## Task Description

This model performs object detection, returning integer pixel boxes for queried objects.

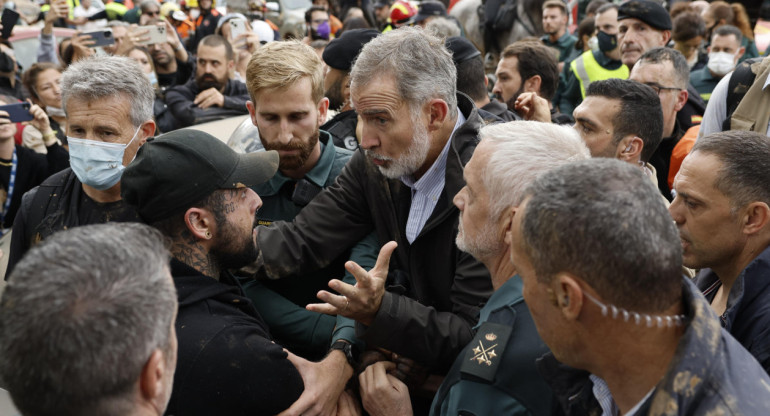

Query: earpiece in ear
[624,143,633,153]
[562,295,570,307]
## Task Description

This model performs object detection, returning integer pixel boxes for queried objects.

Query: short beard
[504,85,526,112]
[456,215,502,261]
[262,127,320,172]
[196,73,226,91]
[365,111,430,179]
[325,77,346,112]
[210,215,259,270]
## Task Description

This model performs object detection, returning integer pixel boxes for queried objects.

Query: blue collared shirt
[401,111,465,244]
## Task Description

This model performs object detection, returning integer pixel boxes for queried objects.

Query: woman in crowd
[21,63,67,153]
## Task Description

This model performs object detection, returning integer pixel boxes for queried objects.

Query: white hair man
[358,121,591,415]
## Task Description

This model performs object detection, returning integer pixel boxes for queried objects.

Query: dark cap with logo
[322,28,380,71]
[410,1,446,24]
[121,129,279,223]
[618,0,672,31]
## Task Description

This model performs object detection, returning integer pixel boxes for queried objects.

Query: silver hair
[350,26,457,118]
[61,55,154,127]
[426,17,462,39]
[520,159,683,313]
[481,121,590,220]
[0,223,176,416]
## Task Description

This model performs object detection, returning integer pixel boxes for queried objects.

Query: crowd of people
[2,0,770,415]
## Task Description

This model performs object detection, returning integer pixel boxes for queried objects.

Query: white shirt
[401,111,465,244]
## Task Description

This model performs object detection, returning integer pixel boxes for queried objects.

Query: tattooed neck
[171,228,220,280]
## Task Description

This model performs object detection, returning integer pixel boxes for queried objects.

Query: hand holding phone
[0,102,33,123]
[135,24,166,45]
[83,29,115,47]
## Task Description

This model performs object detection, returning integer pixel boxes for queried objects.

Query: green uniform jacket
[430,276,553,415]
[689,66,722,103]
[242,131,377,360]
[541,32,578,63]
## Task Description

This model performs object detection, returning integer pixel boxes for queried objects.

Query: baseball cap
[121,129,279,223]
[410,1,446,24]
[618,0,672,31]
[445,36,481,65]
[322,28,380,71]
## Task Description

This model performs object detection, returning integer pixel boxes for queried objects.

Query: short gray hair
[637,46,690,89]
[0,223,176,416]
[692,130,770,213]
[426,17,462,38]
[350,26,457,118]
[481,121,590,220]
[62,55,154,127]
[520,158,682,313]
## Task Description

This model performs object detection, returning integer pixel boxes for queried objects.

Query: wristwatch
[330,340,356,367]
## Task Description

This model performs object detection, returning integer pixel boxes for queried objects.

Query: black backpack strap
[723,57,764,131]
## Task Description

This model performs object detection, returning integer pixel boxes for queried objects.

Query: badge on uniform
[460,321,513,382]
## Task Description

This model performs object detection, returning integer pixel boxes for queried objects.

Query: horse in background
[450,0,546,69]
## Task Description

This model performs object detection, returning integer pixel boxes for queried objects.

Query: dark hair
[586,0,609,16]
[575,16,595,50]
[672,12,706,42]
[594,2,617,16]
[455,55,487,101]
[151,189,229,239]
[305,5,328,23]
[692,131,770,211]
[501,40,558,101]
[713,24,743,44]
[707,1,753,41]
[585,78,663,163]
[340,16,370,35]
[22,62,62,103]
[0,223,175,416]
[199,34,234,61]
[520,158,682,313]
[637,46,690,88]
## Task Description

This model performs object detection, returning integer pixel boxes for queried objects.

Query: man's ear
[523,75,542,95]
[742,201,770,236]
[184,207,214,241]
[317,96,330,127]
[555,273,584,321]
[736,46,746,62]
[139,349,167,404]
[246,100,258,127]
[426,98,449,131]
[342,73,352,102]
[674,88,688,112]
[617,135,644,163]
[661,29,672,45]
[140,119,156,140]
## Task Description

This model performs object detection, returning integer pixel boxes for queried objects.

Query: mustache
[364,149,394,162]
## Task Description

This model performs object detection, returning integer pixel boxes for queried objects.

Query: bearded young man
[165,34,249,128]
[240,40,378,411]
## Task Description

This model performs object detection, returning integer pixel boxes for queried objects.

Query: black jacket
[166,259,304,415]
[258,93,493,372]
[165,78,250,128]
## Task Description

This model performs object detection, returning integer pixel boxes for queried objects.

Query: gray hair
[481,121,590,220]
[61,55,154,127]
[350,26,457,118]
[0,223,176,416]
[520,158,682,313]
[426,17,462,39]
[692,130,770,213]
[637,46,690,89]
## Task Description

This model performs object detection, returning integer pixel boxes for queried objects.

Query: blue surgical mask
[68,127,141,190]
[145,71,158,87]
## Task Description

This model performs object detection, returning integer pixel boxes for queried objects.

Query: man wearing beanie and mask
[560,3,628,115]
[321,28,380,151]
[690,25,745,104]
[121,129,305,415]
[617,0,705,132]
[5,55,156,279]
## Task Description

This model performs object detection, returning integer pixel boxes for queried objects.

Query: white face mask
[707,51,737,76]
[189,8,200,20]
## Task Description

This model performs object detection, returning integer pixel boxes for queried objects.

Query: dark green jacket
[243,131,377,360]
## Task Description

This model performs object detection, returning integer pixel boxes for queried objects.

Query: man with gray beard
[253,26,493,413]
[358,121,590,416]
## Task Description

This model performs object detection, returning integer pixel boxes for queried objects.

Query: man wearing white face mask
[690,25,744,104]
[4,55,156,279]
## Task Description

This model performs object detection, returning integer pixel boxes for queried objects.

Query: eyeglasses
[144,10,160,16]
[644,83,681,95]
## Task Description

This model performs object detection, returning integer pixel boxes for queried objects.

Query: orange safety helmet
[389,0,417,25]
